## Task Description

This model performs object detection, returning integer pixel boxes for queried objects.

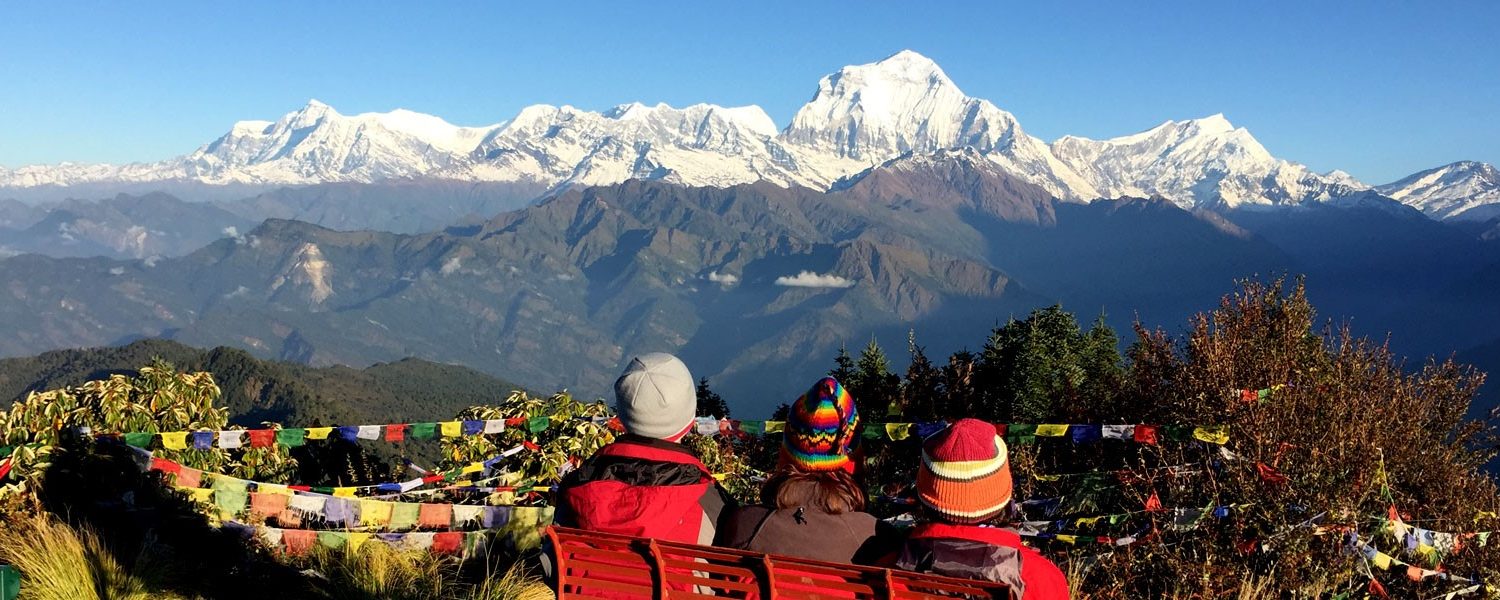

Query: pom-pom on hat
[614,353,697,440]
[917,418,1013,524]
[782,377,860,472]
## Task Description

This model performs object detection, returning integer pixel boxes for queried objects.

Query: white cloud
[142,256,161,268]
[223,285,249,299]
[222,226,239,238]
[773,270,855,289]
[108,267,125,276]
[706,271,740,286]
[439,256,463,275]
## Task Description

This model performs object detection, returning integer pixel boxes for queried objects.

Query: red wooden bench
[546,526,1012,599]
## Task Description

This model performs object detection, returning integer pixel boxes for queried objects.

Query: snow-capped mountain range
[2,50,1492,219]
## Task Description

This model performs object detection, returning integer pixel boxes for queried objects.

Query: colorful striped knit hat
[782,377,860,472]
[917,418,1013,524]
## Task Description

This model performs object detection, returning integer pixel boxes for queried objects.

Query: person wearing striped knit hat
[717,377,896,564]
[896,418,1068,600]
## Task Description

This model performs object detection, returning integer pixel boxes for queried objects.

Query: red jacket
[556,434,734,545]
[897,523,1070,600]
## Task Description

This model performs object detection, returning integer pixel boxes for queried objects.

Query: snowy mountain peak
[1,52,1491,220]
[1376,161,1500,221]
[782,50,1029,162]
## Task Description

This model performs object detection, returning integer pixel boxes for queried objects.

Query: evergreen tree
[695,377,730,419]
[944,350,978,417]
[828,344,857,385]
[902,331,945,421]
[1076,314,1124,419]
[972,305,1119,422]
[852,336,901,421]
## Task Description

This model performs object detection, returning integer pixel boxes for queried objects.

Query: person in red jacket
[896,418,1070,600]
[555,353,735,545]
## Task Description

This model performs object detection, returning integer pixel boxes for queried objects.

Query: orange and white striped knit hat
[917,418,1013,524]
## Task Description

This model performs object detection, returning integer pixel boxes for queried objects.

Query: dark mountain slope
[0,339,524,426]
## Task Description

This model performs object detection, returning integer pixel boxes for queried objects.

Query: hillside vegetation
[0,278,1496,598]
[0,339,526,427]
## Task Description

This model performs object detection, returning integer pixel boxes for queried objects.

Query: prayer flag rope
[114,417,1228,449]
[222,519,534,558]
[151,463,551,531]
[1382,507,1495,562]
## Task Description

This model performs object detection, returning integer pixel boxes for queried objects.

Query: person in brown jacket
[715,377,896,564]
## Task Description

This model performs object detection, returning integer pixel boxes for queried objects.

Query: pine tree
[902,331,944,421]
[695,377,730,419]
[1077,314,1123,419]
[852,336,900,421]
[944,350,978,417]
[828,344,857,384]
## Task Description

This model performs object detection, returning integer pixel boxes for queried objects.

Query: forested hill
[0,339,527,426]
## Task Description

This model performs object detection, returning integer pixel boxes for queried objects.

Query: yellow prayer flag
[461,463,484,475]
[1373,551,1393,570]
[1192,426,1230,445]
[360,500,393,526]
[1033,474,1062,482]
[885,423,912,441]
[765,421,785,434]
[1035,424,1069,437]
[1074,517,1101,527]
[258,483,291,496]
[1054,535,1077,545]
[187,487,214,503]
[306,427,333,440]
[712,473,729,481]
[439,421,462,438]
[161,432,189,450]
[333,487,357,498]
[347,532,372,551]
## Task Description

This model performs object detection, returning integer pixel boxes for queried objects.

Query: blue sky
[1,1,1496,183]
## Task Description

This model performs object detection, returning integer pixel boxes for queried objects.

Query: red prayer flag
[422,474,445,484]
[504,417,526,427]
[432,531,463,554]
[288,485,311,492]
[1145,491,1163,512]
[250,492,288,518]
[282,529,316,556]
[994,423,1008,437]
[1240,389,1257,403]
[1257,462,1289,484]
[522,440,541,451]
[419,503,452,529]
[385,424,407,443]
[0,458,11,481]
[1133,425,1158,445]
[247,429,276,448]
[1405,565,1423,582]
[606,416,625,433]
[150,457,181,475]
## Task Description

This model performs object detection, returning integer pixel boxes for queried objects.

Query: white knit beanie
[614,353,697,440]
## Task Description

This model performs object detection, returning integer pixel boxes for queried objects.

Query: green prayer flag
[215,489,248,515]
[317,531,348,549]
[1164,425,1194,441]
[0,564,19,600]
[738,421,765,436]
[0,446,12,459]
[1257,388,1272,401]
[862,423,883,439]
[211,476,248,494]
[410,423,437,440]
[276,429,306,447]
[527,416,550,433]
[312,486,334,495]
[1006,423,1037,445]
[390,503,420,530]
[123,432,154,448]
